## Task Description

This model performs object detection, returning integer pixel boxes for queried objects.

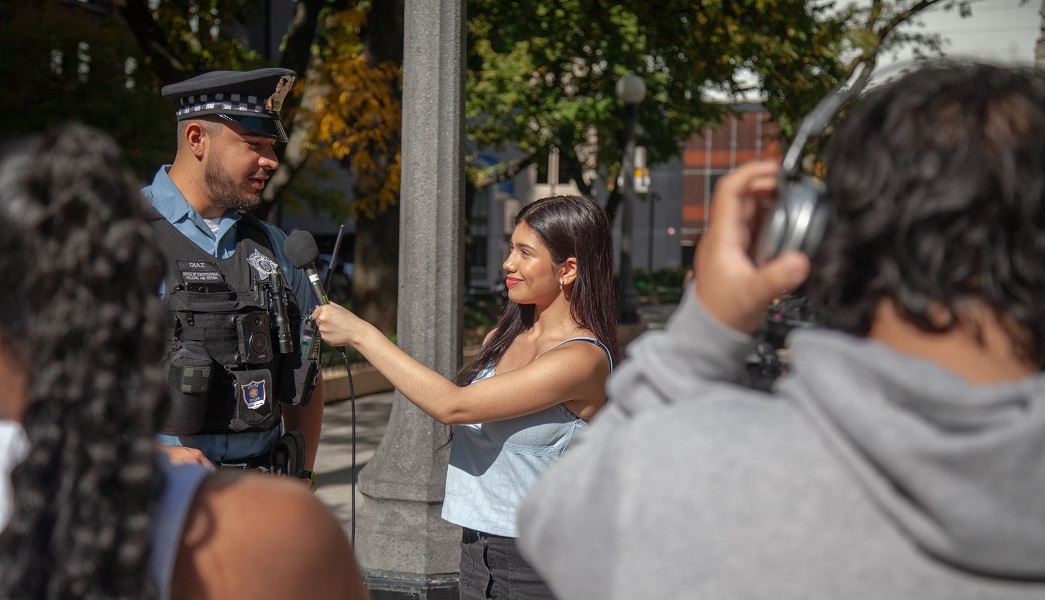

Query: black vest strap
[235,212,275,250]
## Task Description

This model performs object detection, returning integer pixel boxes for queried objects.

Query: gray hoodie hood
[781,328,1045,580]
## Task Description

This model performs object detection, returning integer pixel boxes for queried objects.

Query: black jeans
[459,528,558,600]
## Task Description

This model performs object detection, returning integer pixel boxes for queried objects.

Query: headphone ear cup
[752,177,827,265]
[800,184,830,257]
[752,190,791,265]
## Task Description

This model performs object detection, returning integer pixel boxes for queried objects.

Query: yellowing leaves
[301,41,403,221]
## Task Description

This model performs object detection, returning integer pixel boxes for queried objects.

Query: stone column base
[364,571,460,600]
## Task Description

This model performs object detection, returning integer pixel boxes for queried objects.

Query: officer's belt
[218,453,273,472]
[218,430,306,476]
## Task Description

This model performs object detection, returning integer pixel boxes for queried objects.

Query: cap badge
[266,74,295,112]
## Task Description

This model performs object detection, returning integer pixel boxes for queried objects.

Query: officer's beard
[203,158,263,212]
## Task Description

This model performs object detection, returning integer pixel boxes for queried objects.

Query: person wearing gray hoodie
[516,62,1045,600]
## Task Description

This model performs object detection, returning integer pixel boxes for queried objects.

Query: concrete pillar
[355,0,465,598]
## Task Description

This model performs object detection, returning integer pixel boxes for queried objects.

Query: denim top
[441,337,613,537]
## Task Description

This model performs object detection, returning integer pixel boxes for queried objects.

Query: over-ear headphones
[752,62,872,265]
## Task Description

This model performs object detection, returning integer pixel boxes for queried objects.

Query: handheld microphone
[284,230,346,358]
[284,230,329,305]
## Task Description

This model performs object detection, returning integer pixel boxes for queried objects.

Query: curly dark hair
[0,123,168,599]
[806,62,1045,366]
[457,194,620,386]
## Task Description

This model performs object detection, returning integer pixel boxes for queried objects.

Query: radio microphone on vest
[266,272,295,354]
[284,230,347,359]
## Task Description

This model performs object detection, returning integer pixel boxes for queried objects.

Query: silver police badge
[246,249,280,279]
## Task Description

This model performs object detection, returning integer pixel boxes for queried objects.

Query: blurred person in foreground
[517,62,1045,599]
[0,123,366,600]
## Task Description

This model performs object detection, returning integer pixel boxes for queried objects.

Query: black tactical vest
[152,213,307,435]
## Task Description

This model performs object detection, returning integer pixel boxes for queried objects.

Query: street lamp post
[647,191,659,272]
[616,73,646,324]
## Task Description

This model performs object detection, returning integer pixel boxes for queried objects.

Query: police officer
[143,68,323,486]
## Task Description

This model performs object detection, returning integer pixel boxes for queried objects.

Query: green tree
[0,0,182,177]
[465,0,966,219]
[6,0,967,333]
[295,0,405,334]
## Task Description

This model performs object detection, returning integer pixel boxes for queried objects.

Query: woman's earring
[559,280,564,290]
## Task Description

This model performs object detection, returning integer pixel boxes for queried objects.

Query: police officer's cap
[162,68,296,143]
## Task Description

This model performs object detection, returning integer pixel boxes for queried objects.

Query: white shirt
[0,420,28,529]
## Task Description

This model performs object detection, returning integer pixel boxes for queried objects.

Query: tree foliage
[464,0,963,216]
[288,0,404,333]
[115,0,264,83]
[0,0,177,177]
[300,6,403,222]
[2,0,968,331]
[466,1,844,192]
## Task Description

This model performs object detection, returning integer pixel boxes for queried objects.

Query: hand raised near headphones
[752,61,872,266]
[695,161,811,335]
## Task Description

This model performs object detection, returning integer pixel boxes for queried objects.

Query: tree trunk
[350,0,405,334]
[352,205,401,334]
[261,0,326,207]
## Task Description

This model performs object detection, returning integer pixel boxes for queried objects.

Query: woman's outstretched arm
[312,303,610,423]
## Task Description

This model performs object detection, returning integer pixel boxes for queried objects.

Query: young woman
[313,193,621,599]
[0,123,367,600]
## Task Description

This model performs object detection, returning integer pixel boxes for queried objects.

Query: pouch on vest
[163,340,213,435]
[290,360,319,407]
[228,368,278,432]
[279,316,319,407]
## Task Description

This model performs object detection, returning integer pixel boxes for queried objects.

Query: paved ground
[314,390,395,534]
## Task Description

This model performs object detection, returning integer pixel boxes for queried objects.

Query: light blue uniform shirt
[143,166,317,462]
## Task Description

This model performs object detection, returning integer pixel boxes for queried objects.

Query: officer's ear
[183,121,209,159]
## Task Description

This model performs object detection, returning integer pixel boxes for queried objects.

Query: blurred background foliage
[0,0,967,335]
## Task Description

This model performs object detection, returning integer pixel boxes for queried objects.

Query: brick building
[680,103,783,266]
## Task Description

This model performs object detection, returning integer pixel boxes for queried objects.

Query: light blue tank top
[441,337,613,537]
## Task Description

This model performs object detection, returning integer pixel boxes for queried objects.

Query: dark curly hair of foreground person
[0,122,169,600]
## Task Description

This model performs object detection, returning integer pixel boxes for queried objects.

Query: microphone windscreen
[284,230,320,270]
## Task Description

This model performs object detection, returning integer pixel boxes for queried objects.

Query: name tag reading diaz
[178,260,226,292]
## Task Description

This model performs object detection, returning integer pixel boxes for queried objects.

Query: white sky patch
[702,0,1041,102]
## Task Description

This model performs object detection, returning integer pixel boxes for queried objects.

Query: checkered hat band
[175,92,267,117]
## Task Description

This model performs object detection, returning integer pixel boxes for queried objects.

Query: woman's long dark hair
[456,194,620,386]
[0,123,168,599]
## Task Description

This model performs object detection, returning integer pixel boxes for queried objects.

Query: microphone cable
[288,226,358,547]
[334,344,357,548]
[326,224,359,551]
[325,225,358,548]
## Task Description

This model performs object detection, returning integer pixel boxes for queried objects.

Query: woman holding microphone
[313,193,620,599]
